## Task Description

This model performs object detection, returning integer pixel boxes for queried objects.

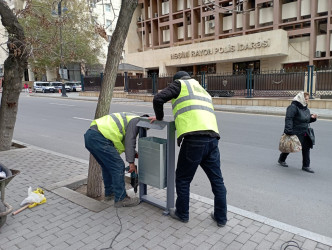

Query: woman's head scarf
[293,92,307,107]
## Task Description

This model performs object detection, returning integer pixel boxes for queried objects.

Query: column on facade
[326,0,332,59]
[231,0,237,33]
[242,0,249,34]
[169,0,174,46]
[309,0,318,65]
[296,0,301,21]
[273,0,281,30]
[254,1,259,29]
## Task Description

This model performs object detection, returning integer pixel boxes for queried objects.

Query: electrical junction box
[138,137,167,189]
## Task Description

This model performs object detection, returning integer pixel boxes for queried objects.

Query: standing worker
[149,71,227,227]
[84,112,146,207]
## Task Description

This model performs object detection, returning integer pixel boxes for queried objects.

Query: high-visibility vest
[171,79,219,138]
[90,112,139,154]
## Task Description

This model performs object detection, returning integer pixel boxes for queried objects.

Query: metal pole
[202,71,205,89]
[59,0,67,97]
[310,65,314,99]
[138,127,147,198]
[152,72,157,95]
[246,69,249,98]
[124,72,128,92]
[306,65,310,93]
[250,69,253,98]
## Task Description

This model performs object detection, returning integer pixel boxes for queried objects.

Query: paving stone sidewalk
[1,145,332,250]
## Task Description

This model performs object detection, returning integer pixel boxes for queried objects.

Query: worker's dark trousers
[175,135,227,224]
[84,129,126,201]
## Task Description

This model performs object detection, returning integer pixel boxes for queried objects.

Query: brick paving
[1,146,332,250]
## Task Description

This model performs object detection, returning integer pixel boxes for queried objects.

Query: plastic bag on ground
[20,187,47,207]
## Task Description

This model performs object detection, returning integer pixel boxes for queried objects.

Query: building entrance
[233,60,260,74]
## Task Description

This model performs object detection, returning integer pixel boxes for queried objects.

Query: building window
[198,64,216,74]
[105,4,111,12]
[317,19,327,35]
[282,0,296,3]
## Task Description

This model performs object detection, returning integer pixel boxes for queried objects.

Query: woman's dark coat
[284,101,316,148]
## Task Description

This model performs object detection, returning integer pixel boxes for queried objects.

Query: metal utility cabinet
[137,118,176,214]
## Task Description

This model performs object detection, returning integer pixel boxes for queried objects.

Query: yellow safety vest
[90,112,139,154]
[172,79,219,138]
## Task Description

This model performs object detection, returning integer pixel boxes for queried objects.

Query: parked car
[33,82,55,93]
[65,81,82,92]
[50,82,71,92]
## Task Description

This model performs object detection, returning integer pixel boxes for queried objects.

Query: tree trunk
[0,2,29,151]
[86,0,138,198]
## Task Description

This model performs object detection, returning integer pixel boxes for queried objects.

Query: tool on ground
[125,165,138,193]
[12,203,32,215]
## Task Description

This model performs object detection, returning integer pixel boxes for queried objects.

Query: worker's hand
[311,114,318,119]
[128,163,137,174]
[148,116,157,123]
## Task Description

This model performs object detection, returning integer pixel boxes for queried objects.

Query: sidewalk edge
[191,193,332,246]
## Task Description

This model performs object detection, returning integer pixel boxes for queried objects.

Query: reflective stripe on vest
[172,80,215,120]
[171,79,219,138]
[109,112,128,136]
[90,112,138,153]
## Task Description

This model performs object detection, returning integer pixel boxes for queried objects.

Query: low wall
[80,91,332,109]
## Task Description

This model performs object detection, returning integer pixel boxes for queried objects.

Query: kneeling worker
[84,112,146,207]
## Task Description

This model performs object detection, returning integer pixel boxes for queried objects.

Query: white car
[33,82,55,93]
[66,81,82,92]
[50,82,71,92]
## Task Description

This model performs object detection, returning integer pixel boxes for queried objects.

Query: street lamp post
[54,0,68,97]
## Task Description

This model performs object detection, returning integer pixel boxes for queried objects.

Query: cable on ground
[280,240,302,250]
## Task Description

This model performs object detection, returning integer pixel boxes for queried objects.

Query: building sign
[171,39,271,60]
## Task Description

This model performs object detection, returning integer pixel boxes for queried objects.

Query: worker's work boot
[114,196,140,208]
[103,194,114,202]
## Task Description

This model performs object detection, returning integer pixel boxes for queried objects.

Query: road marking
[73,117,93,121]
[50,103,75,107]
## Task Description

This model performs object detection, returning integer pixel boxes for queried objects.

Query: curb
[27,93,332,120]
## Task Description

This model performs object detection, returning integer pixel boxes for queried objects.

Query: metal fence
[206,72,246,97]
[315,70,332,98]
[252,70,306,97]
[83,76,102,92]
[82,67,332,98]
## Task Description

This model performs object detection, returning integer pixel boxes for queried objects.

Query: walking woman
[278,92,318,173]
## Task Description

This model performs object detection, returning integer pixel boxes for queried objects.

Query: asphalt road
[12,94,332,238]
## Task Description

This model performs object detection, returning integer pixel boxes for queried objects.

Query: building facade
[123,0,332,75]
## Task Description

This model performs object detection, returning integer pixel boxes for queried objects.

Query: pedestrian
[148,71,227,227]
[24,83,29,93]
[84,112,147,207]
[278,92,318,173]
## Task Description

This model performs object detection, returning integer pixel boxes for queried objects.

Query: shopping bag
[279,133,302,153]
